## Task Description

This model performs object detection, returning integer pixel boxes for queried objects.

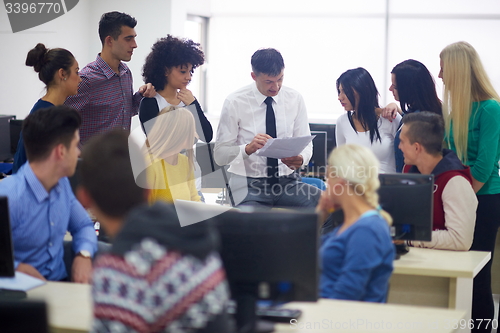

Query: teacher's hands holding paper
[245,133,272,155]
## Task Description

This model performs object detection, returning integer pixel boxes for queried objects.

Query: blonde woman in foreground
[317,144,395,302]
[440,41,500,333]
[144,106,201,203]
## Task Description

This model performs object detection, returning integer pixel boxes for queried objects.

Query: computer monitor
[0,115,15,162]
[0,300,49,333]
[309,131,327,173]
[0,196,15,277]
[9,119,23,156]
[309,123,336,157]
[211,209,319,332]
[378,173,434,241]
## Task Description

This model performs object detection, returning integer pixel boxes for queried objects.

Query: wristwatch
[77,250,91,259]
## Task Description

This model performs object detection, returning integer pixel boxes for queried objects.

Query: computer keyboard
[256,307,302,323]
[226,302,302,323]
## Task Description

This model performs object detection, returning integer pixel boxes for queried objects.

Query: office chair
[195,142,235,206]
[301,176,327,191]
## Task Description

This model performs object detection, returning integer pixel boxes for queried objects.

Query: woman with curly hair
[140,35,212,143]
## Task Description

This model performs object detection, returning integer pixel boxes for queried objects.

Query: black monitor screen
[309,123,336,157]
[378,174,434,241]
[9,119,23,155]
[0,196,15,277]
[211,209,319,330]
[310,131,327,170]
[0,300,49,333]
[0,115,15,162]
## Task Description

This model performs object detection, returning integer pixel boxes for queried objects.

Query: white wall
[2,0,500,126]
[0,0,91,119]
[207,0,387,123]
[0,0,191,121]
[207,0,500,124]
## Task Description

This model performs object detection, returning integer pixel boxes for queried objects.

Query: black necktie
[265,97,278,185]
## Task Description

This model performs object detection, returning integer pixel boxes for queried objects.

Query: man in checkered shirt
[65,11,155,145]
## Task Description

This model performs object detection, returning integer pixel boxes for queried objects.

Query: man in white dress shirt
[214,48,321,207]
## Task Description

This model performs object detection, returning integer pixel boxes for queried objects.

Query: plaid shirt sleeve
[65,72,91,112]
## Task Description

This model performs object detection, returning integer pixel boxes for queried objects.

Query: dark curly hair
[142,35,204,90]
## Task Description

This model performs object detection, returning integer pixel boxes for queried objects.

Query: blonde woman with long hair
[440,41,500,333]
[144,106,201,203]
[316,144,395,302]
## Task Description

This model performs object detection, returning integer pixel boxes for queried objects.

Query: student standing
[439,41,500,333]
[336,67,401,173]
[140,35,212,142]
[13,43,81,173]
[386,59,442,172]
[65,11,154,145]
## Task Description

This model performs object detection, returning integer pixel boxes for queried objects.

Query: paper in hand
[256,135,315,159]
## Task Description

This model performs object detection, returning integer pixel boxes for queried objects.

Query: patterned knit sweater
[91,202,232,333]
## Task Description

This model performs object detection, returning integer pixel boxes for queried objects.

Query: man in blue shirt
[0,106,97,282]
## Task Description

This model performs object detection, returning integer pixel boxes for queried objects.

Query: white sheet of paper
[0,271,46,291]
[255,135,315,159]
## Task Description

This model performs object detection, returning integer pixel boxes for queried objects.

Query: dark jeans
[471,193,500,333]
[62,241,111,282]
[228,173,321,208]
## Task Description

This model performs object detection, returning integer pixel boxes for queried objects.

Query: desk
[28,282,466,333]
[275,299,466,333]
[388,248,490,333]
[28,282,92,333]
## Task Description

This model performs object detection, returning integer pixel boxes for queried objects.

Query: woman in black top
[140,35,212,142]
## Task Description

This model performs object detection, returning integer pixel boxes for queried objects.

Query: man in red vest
[399,112,477,250]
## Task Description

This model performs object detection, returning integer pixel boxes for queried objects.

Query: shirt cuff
[471,167,489,184]
[74,240,98,258]
[240,144,250,159]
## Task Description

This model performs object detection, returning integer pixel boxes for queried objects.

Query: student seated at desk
[316,144,395,302]
[77,130,232,333]
[0,106,97,283]
[143,105,201,203]
[399,112,477,250]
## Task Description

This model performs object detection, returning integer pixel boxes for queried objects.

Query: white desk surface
[28,281,92,333]
[28,282,466,333]
[393,247,490,278]
[276,299,466,333]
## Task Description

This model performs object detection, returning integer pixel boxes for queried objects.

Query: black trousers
[471,193,500,333]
